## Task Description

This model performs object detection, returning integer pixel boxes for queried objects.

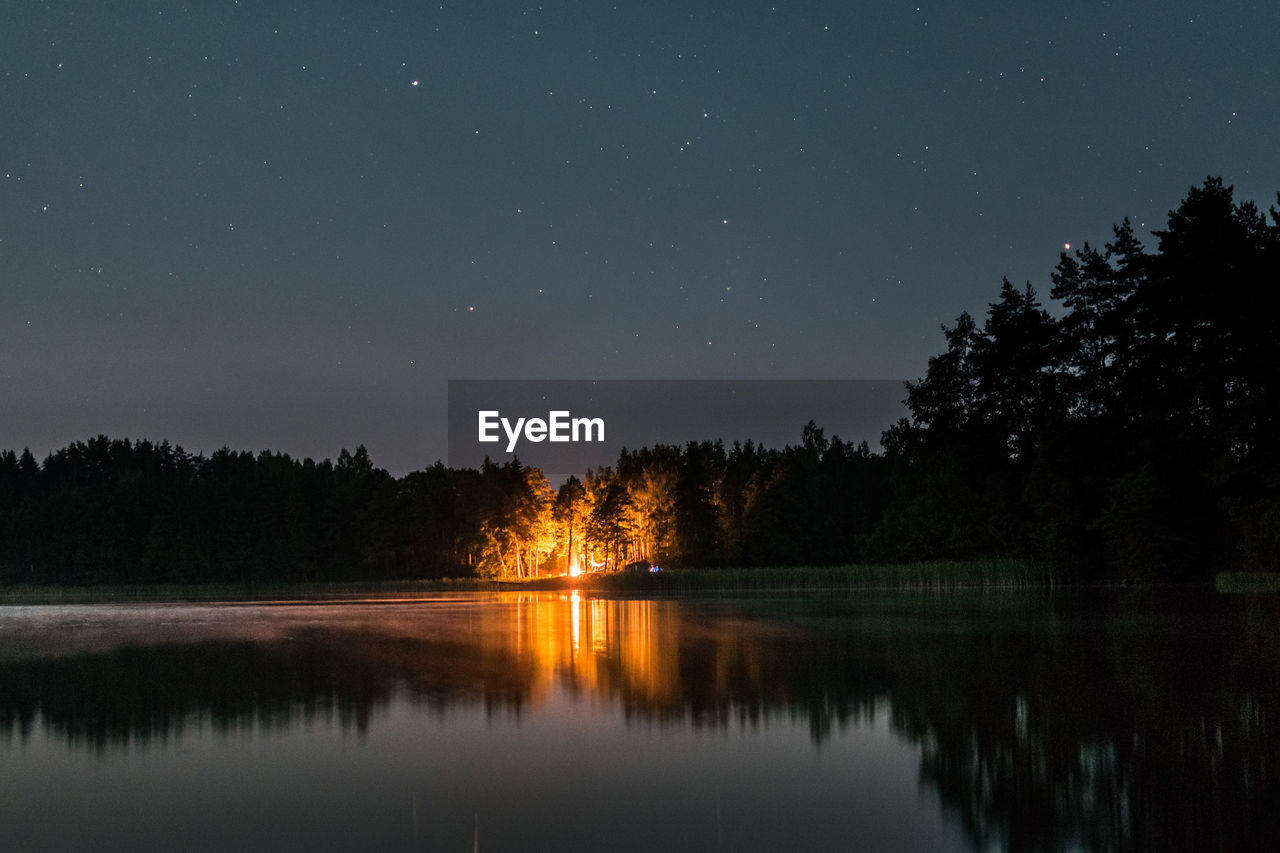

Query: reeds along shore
[512,559,1048,591]
[0,559,1051,603]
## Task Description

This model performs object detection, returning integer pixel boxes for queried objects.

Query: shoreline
[1,559,1255,605]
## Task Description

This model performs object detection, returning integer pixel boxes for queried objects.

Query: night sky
[5,1,1278,474]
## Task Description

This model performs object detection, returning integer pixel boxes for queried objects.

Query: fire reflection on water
[2,594,1274,852]
[485,593,677,712]
[570,590,580,653]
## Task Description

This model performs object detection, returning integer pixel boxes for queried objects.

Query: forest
[1,178,1276,585]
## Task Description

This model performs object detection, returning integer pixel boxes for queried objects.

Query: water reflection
[2,591,1278,850]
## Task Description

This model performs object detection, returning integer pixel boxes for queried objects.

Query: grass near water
[511,558,1047,592]
[1214,572,1280,593]
[1,559,1046,604]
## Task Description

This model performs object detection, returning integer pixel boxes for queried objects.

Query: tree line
[876,177,1279,579]
[1,177,1276,584]
[0,427,886,583]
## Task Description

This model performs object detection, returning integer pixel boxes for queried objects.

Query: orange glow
[467,594,680,712]
[568,557,582,577]
[570,590,581,653]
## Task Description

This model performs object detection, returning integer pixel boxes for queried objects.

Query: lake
[1,589,1277,851]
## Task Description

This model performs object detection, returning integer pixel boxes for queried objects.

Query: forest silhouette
[2,178,1277,585]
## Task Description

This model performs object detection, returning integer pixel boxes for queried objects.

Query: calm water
[1,590,1278,851]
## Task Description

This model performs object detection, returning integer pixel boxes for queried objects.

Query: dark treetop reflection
[2,591,1279,851]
